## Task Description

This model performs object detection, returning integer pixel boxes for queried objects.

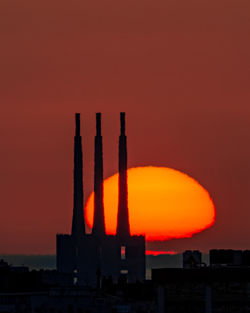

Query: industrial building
[56,113,145,286]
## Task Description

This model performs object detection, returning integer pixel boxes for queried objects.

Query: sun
[85,166,215,240]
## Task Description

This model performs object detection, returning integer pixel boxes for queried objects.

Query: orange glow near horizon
[85,166,215,241]
[146,250,177,256]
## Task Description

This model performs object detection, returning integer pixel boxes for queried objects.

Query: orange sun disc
[85,166,215,240]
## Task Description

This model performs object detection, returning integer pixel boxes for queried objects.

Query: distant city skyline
[1,0,250,254]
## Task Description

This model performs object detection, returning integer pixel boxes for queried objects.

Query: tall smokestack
[71,113,85,239]
[116,112,130,238]
[92,113,106,236]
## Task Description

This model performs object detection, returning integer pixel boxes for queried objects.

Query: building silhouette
[56,113,145,286]
[153,250,250,313]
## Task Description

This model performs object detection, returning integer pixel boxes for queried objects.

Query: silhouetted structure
[71,113,85,240]
[152,250,250,313]
[57,113,145,286]
[210,249,250,267]
[117,113,130,238]
[0,260,152,313]
[92,112,105,237]
[183,250,202,269]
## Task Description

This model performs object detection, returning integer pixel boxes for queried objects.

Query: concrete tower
[71,113,85,239]
[92,113,106,237]
[116,112,130,238]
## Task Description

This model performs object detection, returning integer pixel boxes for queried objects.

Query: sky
[1,0,250,254]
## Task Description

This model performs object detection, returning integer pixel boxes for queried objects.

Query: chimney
[92,113,106,236]
[116,112,130,238]
[71,113,85,239]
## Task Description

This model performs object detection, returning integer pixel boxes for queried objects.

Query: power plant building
[56,113,145,286]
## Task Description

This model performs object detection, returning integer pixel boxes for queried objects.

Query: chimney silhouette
[71,113,85,239]
[116,112,130,238]
[92,113,106,236]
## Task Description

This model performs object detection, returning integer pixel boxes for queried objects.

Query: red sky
[1,0,250,254]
